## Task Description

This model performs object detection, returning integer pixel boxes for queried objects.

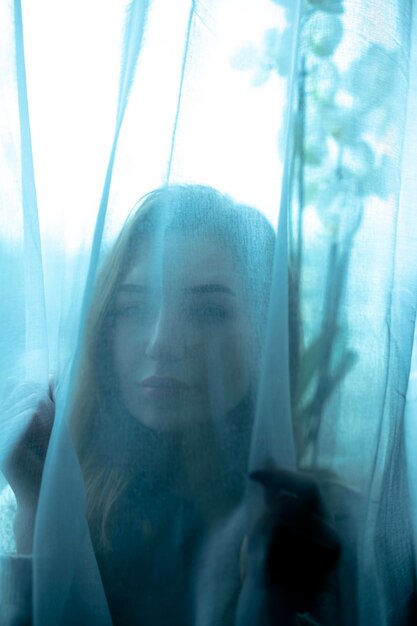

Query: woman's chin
[129,404,201,433]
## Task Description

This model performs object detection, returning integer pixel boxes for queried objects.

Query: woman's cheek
[210,329,252,405]
[113,327,141,378]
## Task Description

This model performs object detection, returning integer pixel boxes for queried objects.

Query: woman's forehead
[123,234,243,289]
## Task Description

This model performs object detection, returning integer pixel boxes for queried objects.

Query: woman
[1,185,340,625]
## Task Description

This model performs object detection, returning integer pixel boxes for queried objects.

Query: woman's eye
[190,304,230,322]
[115,303,150,319]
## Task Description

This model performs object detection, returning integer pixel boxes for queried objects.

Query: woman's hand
[1,382,55,554]
[238,467,341,624]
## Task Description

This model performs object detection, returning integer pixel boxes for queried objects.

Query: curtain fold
[1,0,417,624]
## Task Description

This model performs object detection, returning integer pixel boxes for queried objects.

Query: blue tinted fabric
[1,0,417,624]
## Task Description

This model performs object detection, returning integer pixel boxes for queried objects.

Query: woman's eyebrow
[185,284,235,296]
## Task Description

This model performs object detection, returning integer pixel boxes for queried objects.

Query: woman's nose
[144,308,186,362]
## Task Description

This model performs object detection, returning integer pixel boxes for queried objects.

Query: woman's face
[112,233,254,431]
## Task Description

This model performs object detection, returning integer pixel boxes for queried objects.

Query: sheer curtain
[1,0,417,624]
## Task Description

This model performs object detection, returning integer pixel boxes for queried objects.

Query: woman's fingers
[0,382,55,553]
[1,385,55,505]
[251,467,329,517]
[248,467,341,613]
[3,430,49,504]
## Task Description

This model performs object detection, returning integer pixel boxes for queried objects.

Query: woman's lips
[139,376,192,398]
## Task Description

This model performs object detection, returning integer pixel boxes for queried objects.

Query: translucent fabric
[1,0,417,625]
